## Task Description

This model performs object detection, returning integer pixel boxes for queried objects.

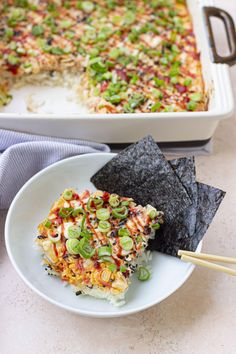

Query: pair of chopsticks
[178,250,236,276]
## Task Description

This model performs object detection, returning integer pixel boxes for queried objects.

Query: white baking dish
[0,0,235,143]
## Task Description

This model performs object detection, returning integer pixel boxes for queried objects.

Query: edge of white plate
[5,153,202,318]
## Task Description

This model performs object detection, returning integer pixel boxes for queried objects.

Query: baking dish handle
[203,6,236,66]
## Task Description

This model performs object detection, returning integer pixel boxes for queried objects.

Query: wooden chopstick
[178,250,236,264]
[178,250,236,276]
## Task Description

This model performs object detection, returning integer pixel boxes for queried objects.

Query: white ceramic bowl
[5,153,201,318]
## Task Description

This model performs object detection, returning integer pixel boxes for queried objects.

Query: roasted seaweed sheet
[148,159,225,256]
[193,182,226,250]
[91,136,192,221]
[148,157,198,256]
[91,136,225,257]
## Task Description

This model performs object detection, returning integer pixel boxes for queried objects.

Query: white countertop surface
[1,1,236,353]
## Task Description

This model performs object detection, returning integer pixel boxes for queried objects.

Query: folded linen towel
[0,129,110,209]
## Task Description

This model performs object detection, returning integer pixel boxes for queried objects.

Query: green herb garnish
[32,25,44,36]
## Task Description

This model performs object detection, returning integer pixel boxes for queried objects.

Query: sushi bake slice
[36,189,164,306]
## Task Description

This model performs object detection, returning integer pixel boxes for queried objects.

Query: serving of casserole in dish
[0,0,235,142]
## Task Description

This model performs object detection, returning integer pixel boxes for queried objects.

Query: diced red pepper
[175,84,187,94]
[102,191,110,202]
[100,81,109,92]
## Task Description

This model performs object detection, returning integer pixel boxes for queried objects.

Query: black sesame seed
[143,226,151,235]
[118,221,126,226]
[77,15,88,23]
[110,230,118,237]
[47,37,53,45]
[14,30,22,36]
[37,235,47,239]
[72,254,81,259]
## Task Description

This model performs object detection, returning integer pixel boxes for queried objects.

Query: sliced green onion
[152,89,163,99]
[124,11,136,25]
[119,236,134,251]
[65,30,75,39]
[109,48,121,59]
[32,25,44,36]
[137,266,150,281]
[109,194,120,207]
[126,93,145,110]
[118,227,130,237]
[120,265,127,273]
[152,222,160,230]
[62,189,73,200]
[151,102,161,112]
[169,9,177,17]
[7,54,20,66]
[9,41,17,50]
[98,246,112,257]
[112,15,121,25]
[47,3,57,11]
[44,219,52,228]
[81,214,86,230]
[102,72,112,80]
[16,47,25,55]
[121,200,131,206]
[183,77,192,86]
[87,197,103,211]
[63,46,72,54]
[7,9,25,27]
[99,256,114,263]
[112,206,128,219]
[164,105,174,112]
[96,208,110,221]
[5,28,14,38]
[98,220,111,233]
[106,95,121,104]
[169,67,180,77]
[136,235,142,244]
[160,57,169,66]
[50,47,64,55]
[170,77,178,84]
[72,207,85,217]
[81,1,94,13]
[171,44,179,53]
[89,57,107,73]
[124,103,134,113]
[68,225,81,239]
[187,101,197,111]
[170,30,177,42]
[66,238,80,254]
[148,209,158,220]
[80,229,92,239]
[153,77,165,87]
[77,237,95,258]
[130,74,139,84]
[58,207,73,218]
[93,87,100,96]
[108,263,117,272]
[189,92,202,102]
[63,1,71,9]
[60,20,72,29]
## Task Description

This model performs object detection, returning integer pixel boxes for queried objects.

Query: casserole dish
[0,0,235,143]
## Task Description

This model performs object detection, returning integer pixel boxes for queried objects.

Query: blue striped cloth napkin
[0,129,110,209]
